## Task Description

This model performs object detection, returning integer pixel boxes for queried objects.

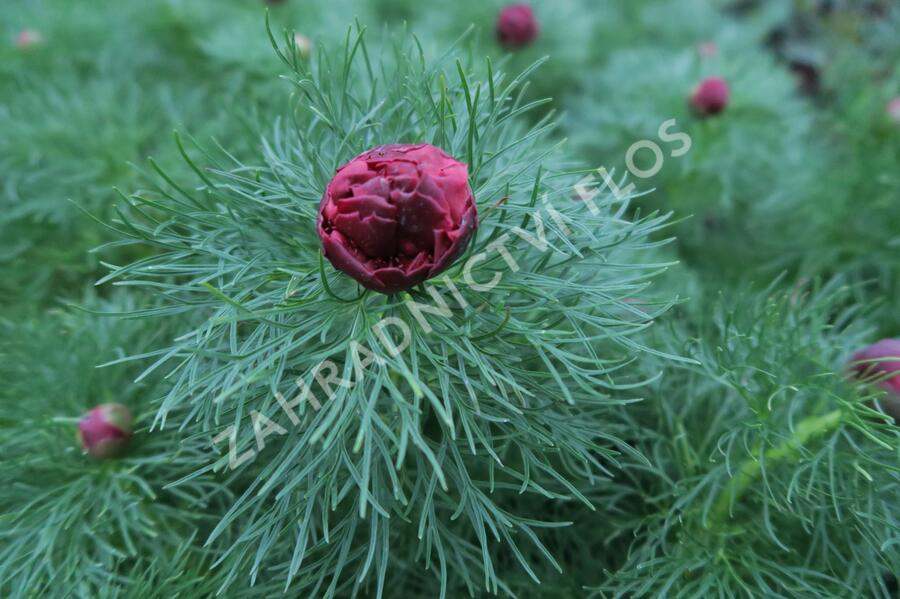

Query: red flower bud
[851,339,900,423]
[888,97,900,123]
[697,41,718,58]
[15,29,43,49]
[496,4,538,49]
[850,339,900,395]
[77,404,133,458]
[293,33,313,58]
[691,77,730,116]
[318,144,478,293]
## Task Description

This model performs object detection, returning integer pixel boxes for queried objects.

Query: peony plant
[98,23,674,597]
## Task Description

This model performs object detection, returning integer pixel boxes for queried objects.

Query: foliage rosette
[584,279,900,597]
[0,294,227,597]
[564,24,819,279]
[98,24,674,597]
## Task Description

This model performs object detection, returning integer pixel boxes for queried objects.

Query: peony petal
[333,213,397,259]
[321,232,377,288]
[336,194,397,219]
[372,267,420,292]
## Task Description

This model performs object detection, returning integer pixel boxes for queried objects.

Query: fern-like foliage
[96,23,677,596]
[587,278,900,598]
[0,293,229,598]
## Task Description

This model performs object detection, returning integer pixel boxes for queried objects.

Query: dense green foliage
[2,1,898,597]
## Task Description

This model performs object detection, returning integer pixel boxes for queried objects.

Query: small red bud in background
[887,98,900,124]
[850,339,900,423]
[15,29,43,49]
[293,33,313,58]
[691,77,730,116]
[77,404,133,458]
[496,4,538,49]
[697,41,718,58]
[851,339,900,394]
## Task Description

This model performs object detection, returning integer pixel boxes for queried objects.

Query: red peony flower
[77,403,133,458]
[691,77,730,116]
[850,339,900,395]
[850,339,900,422]
[318,144,478,293]
[496,4,538,49]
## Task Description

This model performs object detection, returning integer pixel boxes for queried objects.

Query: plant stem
[708,408,843,525]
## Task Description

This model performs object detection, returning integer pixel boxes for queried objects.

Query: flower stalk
[708,408,844,526]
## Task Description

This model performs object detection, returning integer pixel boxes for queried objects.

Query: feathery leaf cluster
[94,23,676,596]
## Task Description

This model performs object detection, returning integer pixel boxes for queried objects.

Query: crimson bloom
[691,77,730,116]
[77,403,133,458]
[496,4,538,49]
[850,338,900,422]
[318,144,478,293]
[850,339,900,395]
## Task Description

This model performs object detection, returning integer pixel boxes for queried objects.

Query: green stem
[708,408,843,525]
